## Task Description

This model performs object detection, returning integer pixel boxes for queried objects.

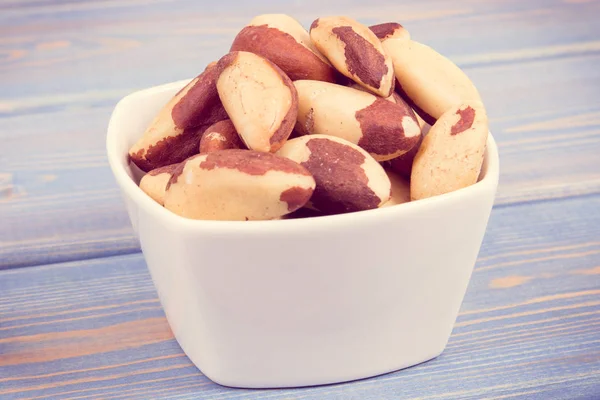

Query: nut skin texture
[230,14,335,82]
[383,39,483,125]
[294,80,421,161]
[216,51,298,153]
[350,80,430,137]
[355,99,419,161]
[369,22,410,41]
[129,62,228,172]
[310,16,395,97]
[164,149,315,221]
[382,91,428,179]
[276,134,391,214]
[388,91,432,135]
[139,163,180,205]
[199,119,245,154]
[411,103,488,200]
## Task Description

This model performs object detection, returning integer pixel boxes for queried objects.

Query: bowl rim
[106,79,500,234]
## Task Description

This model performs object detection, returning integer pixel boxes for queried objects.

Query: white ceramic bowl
[106,78,499,389]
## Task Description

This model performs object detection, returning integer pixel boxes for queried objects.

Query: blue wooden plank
[1,194,599,399]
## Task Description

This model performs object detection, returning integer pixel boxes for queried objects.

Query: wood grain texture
[1,0,600,397]
[2,0,600,268]
[1,195,600,399]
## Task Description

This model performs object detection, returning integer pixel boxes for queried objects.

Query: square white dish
[106,78,499,388]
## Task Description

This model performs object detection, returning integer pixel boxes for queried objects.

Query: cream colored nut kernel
[381,169,410,207]
[216,51,298,153]
[310,16,395,97]
[411,103,488,200]
[369,22,410,41]
[129,62,228,172]
[139,163,180,205]
[199,119,244,154]
[164,149,315,221]
[276,134,391,214]
[383,39,482,125]
[294,80,421,161]
[230,14,336,82]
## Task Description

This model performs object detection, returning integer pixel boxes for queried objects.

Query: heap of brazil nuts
[130,13,489,221]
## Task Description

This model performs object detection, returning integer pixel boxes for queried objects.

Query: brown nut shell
[199,119,245,154]
[276,134,391,214]
[411,103,488,200]
[349,81,430,136]
[129,63,228,172]
[230,14,335,82]
[294,80,421,161]
[310,16,395,97]
[369,22,410,41]
[383,39,483,125]
[389,91,431,135]
[216,51,298,153]
[164,149,315,221]
[139,163,180,205]
[387,134,423,178]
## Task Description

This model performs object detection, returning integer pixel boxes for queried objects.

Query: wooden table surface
[2,0,600,398]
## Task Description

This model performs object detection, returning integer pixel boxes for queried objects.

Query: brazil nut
[199,119,245,154]
[164,149,315,220]
[139,163,180,206]
[230,14,336,82]
[276,134,391,214]
[216,51,298,153]
[349,80,429,135]
[310,16,395,97]
[294,80,421,161]
[411,103,488,200]
[133,12,492,217]
[383,39,483,125]
[129,62,228,172]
